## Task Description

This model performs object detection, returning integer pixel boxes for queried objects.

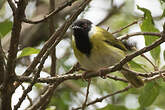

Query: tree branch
[49,0,56,76]
[14,45,50,110]
[15,32,165,84]
[7,0,16,14]
[0,40,5,84]
[26,82,60,110]
[23,0,78,24]
[106,75,128,83]
[112,18,142,34]
[72,85,132,110]
[2,0,28,110]
[82,79,91,110]
[118,32,161,41]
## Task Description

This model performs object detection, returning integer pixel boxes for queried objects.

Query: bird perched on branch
[71,19,143,88]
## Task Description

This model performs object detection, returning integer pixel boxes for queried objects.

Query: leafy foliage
[0,19,12,38]
[138,81,160,108]
[97,104,128,110]
[18,47,40,58]
[0,0,165,110]
[137,5,161,65]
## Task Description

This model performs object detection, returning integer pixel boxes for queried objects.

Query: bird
[71,19,143,88]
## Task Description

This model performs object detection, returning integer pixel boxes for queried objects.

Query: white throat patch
[88,24,96,38]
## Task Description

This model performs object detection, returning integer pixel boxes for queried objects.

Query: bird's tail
[121,65,144,88]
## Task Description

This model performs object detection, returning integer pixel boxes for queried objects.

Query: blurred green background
[1,0,165,110]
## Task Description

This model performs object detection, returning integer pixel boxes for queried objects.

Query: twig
[107,75,128,83]
[82,79,91,110]
[141,54,158,71]
[144,72,165,82]
[23,0,78,24]
[27,83,60,110]
[112,18,142,34]
[14,32,165,84]
[65,63,80,74]
[15,69,164,84]
[14,49,50,110]
[0,40,5,85]
[97,3,125,26]
[6,0,28,82]
[72,85,132,110]
[7,0,16,13]
[20,84,33,106]
[30,1,58,109]
[118,32,161,41]
[49,0,56,76]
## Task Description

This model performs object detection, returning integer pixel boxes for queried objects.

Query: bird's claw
[82,71,90,81]
[98,68,107,79]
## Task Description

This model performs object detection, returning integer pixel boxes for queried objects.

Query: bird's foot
[97,67,108,79]
[82,71,91,81]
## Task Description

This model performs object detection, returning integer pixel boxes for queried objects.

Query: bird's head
[72,19,93,33]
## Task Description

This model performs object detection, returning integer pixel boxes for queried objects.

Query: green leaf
[164,50,165,62]
[161,9,165,18]
[129,60,148,72]
[48,89,71,110]
[18,47,40,58]
[0,20,12,38]
[137,6,161,65]
[97,104,128,110]
[160,0,165,3]
[160,65,165,70]
[46,106,56,110]
[139,81,160,108]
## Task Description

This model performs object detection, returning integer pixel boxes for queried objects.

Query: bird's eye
[83,24,87,28]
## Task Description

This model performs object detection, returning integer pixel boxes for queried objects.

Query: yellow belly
[73,39,126,71]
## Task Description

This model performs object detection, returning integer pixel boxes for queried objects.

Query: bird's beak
[72,25,82,30]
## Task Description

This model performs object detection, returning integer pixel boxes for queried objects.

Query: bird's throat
[73,30,92,56]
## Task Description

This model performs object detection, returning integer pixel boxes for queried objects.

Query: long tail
[121,65,144,88]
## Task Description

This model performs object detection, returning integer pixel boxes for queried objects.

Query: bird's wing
[96,26,127,51]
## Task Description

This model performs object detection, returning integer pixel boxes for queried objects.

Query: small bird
[71,19,143,88]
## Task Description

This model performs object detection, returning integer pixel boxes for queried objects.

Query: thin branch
[14,49,49,110]
[65,63,80,74]
[49,0,56,76]
[112,18,142,34]
[0,40,5,85]
[72,85,132,110]
[5,0,27,85]
[82,79,91,110]
[106,75,128,83]
[15,32,165,84]
[27,83,60,110]
[7,0,16,14]
[23,0,78,24]
[118,32,161,41]
[15,67,164,84]
[15,68,164,84]
[144,72,165,82]
[122,67,165,79]
[141,54,158,71]
[20,84,33,106]
[97,3,125,26]
[30,1,58,109]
